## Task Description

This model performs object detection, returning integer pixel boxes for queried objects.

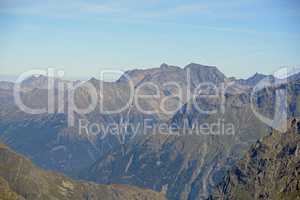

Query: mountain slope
[0,62,227,176]
[211,119,300,200]
[0,177,25,200]
[1,65,300,200]
[81,78,300,200]
[0,143,167,200]
[80,88,270,200]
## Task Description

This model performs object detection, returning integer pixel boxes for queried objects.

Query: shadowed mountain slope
[0,143,167,200]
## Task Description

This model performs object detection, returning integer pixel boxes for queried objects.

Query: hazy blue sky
[0,0,299,79]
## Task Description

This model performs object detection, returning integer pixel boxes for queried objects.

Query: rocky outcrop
[211,119,300,200]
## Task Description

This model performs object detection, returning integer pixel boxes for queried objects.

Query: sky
[0,0,299,80]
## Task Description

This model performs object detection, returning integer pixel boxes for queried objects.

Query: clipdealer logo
[13,67,291,138]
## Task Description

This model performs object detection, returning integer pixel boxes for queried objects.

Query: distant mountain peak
[252,72,267,78]
[159,63,181,71]
[20,74,51,89]
[160,63,169,69]
[88,77,100,83]
[184,63,217,70]
[235,72,274,87]
[22,74,48,83]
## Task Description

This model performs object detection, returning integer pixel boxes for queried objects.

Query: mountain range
[0,63,299,200]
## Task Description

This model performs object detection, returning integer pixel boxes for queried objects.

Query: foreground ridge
[0,144,167,200]
[210,119,300,200]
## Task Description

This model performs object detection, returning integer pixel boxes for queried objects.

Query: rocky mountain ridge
[210,119,300,200]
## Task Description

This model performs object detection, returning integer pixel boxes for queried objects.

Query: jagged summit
[19,74,74,89]
[184,62,218,70]
[159,63,181,70]
[87,77,101,85]
[117,62,226,86]
[159,63,169,69]
[21,74,49,85]
[235,72,273,87]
